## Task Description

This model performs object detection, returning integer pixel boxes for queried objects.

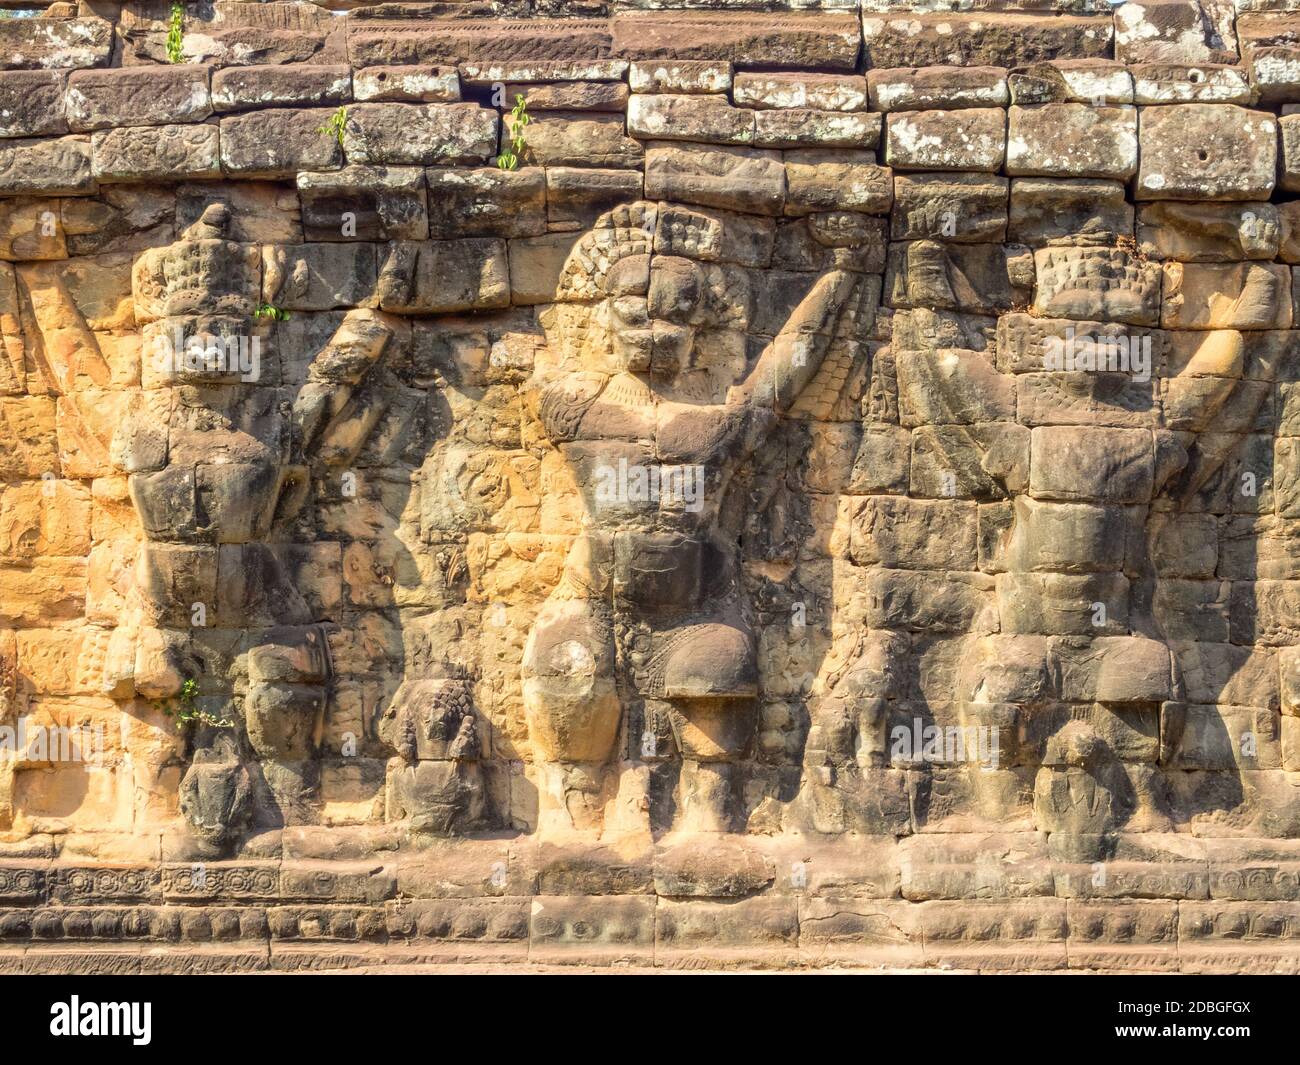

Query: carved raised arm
[731,212,876,415]
[291,308,405,468]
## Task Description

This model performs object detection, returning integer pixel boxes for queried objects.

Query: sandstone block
[0,558,84,626]
[0,70,66,138]
[885,108,1005,173]
[867,67,1008,112]
[1032,247,1162,326]
[0,198,67,261]
[508,232,580,306]
[894,345,1016,424]
[0,17,112,72]
[426,168,545,239]
[219,109,343,179]
[1131,63,1252,104]
[629,60,731,95]
[211,65,352,113]
[627,94,753,145]
[458,61,627,85]
[1008,60,1134,106]
[506,82,627,113]
[344,103,497,167]
[862,14,1113,69]
[784,150,891,216]
[263,243,379,311]
[1029,426,1155,504]
[506,111,639,169]
[1008,178,1133,247]
[91,125,222,183]
[998,571,1130,636]
[298,165,428,241]
[376,239,509,314]
[545,167,644,228]
[1161,262,1293,329]
[891,173,1008,243]
[1114,0,1239,65]
[753,110,880,149]
[735,73,866,112]
[888,243,1029,316]
[0,479,90,560]
[1006,104,1137,180]
[66,66,211,132]
[645,143,785,216]
[0,136,92,196]
[530,895,655,965]
[353,66,458,103]
[848,496,978,570]
[1140,105,1277,200]
[1249,46,1300,103]
[348,19,611,68]
[1137,202,1279,261]
[612,11,860,71]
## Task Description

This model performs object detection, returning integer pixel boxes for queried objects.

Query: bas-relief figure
[97,199,1297,863]
[99,198,881,849]
[812,237,1297,861]
[111,204,405,851]
[3,0,1300,973]
[522,201,875,836]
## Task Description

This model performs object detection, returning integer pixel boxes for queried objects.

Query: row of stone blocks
[3,830,1300,899]
[10,56,1300,135]
[11,4,1300,76]
[0,897,1297,973]
[1,87,1298,201]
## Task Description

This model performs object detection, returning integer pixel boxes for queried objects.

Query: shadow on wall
[3,190,1289,863]
[803,235,1286,863]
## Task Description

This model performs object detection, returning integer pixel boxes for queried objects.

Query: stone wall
[0,0,1298,972]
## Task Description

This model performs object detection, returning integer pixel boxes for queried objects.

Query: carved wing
[786,274,877,422]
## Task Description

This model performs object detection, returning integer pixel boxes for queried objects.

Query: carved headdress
[554,201,726,302]
[539,201,751,382]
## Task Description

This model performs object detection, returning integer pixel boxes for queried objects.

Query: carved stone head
[549,201,748,389]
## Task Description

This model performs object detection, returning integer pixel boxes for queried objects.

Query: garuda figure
[524,201,876,836]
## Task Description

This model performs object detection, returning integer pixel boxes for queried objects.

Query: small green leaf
[167,2,184,64]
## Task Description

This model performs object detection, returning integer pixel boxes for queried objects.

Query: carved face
[605,254,706,378]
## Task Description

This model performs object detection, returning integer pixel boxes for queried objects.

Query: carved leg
[522,594,621,835]
[654,621,758,833]
[666,697,755,833]
[245,623,330,825]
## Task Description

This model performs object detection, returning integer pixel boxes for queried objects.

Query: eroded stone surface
[0,0,1291,975]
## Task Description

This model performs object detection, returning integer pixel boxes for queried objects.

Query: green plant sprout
[318,105,348,150]
[167,2,184,64]
[496,94,530,171]
[161,678,236,731]
[255,303,291,321]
